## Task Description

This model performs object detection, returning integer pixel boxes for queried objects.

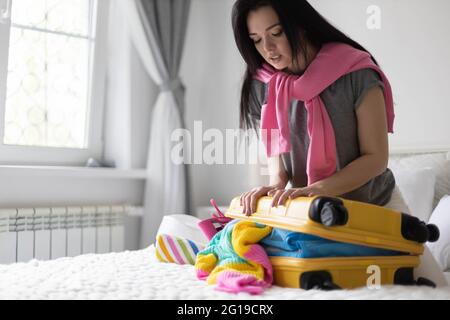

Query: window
[0,0,108,165]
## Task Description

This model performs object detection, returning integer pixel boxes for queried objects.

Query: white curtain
[120,0,191,248]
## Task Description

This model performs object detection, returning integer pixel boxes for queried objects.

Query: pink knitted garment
[254,42,394,185]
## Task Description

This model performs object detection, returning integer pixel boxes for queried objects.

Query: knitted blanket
[195,219,273,294]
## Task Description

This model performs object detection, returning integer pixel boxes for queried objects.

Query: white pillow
[156,214,208,246]
[434,160,450,209]
[392,167,436,222]
[427,195,450,271]
[389,154,450,209]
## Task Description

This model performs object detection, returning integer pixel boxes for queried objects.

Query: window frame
[0,0,109,166]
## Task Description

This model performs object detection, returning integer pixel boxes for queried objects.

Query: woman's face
[247,6,308,73]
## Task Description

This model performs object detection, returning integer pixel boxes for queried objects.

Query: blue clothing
[261,228,405,258]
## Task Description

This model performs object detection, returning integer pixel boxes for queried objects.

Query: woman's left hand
[267,183,328,207]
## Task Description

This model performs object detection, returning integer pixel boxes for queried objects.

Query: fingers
[240,187,312,216]
[270,189,284,207]
[242,191,252,215]
[271,188,309,207]
[276,189,295,207]
[249,191,262,216]
[239,191,248,206]
[289,188,308,199]
[244,191,252,216]
[251,186,274,215]
[241,187,269,216]
[241,186,307,215]
[244,190,255,216]
[240,187,258,208]
[240,191,251,215]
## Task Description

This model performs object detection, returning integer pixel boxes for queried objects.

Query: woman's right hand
[240,185,284,216]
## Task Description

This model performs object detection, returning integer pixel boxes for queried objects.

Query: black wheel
[320,202,348,227]
[321,280,341,291]
[413,222,429,243]
[416,277,436,288]
[394,268,416,285]
[309,197,347,225]
[402,215,429,243]
[302,274,324,290]
[426,224,440,242]
[300,271,340,290]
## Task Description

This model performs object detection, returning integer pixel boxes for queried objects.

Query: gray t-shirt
[250,68,395,206]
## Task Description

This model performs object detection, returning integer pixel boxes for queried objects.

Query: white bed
[0,245,449,300]
[1,151,450,300]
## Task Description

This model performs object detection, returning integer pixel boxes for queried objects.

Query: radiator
[0,205,129,264]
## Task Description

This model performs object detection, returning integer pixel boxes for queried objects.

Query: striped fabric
[155,234,204,265]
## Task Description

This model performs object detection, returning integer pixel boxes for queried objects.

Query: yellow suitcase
[270,255,427,290]
[226,195,439,255]
[225,195,440,289]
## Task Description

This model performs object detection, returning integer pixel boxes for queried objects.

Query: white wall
[309,0,450,152]
[103,0,156,170]
[181,0,450,212]
[181,0,259,212]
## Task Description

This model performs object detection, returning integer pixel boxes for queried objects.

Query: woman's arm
[268,155,290,188]
[315,85,389,195]
[241,155,289,215]
[274,86,389,205]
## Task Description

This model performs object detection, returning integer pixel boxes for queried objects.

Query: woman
[232,0,447,285]
[233,0,394,215]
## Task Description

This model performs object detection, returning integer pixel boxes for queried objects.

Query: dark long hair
[232,0,378,131]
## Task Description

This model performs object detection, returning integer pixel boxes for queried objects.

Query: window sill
[0,165,147,180]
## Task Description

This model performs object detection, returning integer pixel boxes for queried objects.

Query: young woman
[232,0,394,215]
[231,0,446,285]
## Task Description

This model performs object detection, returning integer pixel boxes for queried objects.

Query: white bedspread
[1,246,450,300]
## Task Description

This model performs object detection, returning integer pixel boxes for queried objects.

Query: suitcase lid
[225,196,426,255]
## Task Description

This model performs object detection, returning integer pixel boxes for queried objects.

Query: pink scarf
[254,42,394,185]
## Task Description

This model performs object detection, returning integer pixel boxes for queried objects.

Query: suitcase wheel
[402,214,441,243]
[411,221,429,243]
[320,280,341,290]
[394,269,436,288]
[309,197,348,227]
[300,271,341,291]
[416,277,436,288]
[394,268,416,285]
[426,224,440,242]
[320,202,348,227]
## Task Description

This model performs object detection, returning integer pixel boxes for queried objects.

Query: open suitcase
[225,195,440,289]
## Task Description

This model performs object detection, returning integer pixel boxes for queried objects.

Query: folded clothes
[195,219,273,295]
[261,228,405,258]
